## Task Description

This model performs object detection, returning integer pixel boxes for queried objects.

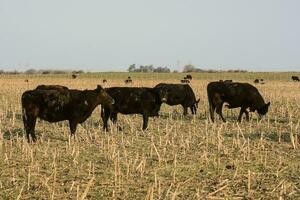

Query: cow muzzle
[161,98,167,103]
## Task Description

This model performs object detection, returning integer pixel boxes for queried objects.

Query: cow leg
[69,120,77,136]
[142,115,149,130]
[27,117,36,142]
[209,104,215,122]
[26,117,37,143]
[245,110,250,121]
[22,107,38,143]
[238,106,248,122]
[216,103,226,122]
[111,113,122,131]
[30,117,37,142]
[101,108,110,131]
[190,105,196,115]
[183,106,188,115]
[23,112,30,142]
[110,112,118,124]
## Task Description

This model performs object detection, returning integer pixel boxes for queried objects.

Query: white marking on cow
[84,101,88,105]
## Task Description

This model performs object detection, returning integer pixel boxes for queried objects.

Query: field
[0,72,300,199]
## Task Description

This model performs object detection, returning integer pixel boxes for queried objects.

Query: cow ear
[196,98,200,103]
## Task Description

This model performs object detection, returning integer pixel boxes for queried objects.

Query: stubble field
[0,72,300,199]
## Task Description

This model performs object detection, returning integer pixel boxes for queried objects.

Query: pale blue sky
[0,0,299,72]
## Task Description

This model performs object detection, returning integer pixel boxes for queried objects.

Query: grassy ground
[0,72,300,199]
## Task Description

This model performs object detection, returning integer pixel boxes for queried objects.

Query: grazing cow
[254,79,265,84]
[207,81,270,122]
[125,76,133,84]
[22,85,114,142]
[292,76,300,82]
[101,87,166,130]
[154,83,200,115]
[103,79,107,83]
[254,79,259,84]
[180,79,190,84]
[72,74,77,79]
[36,85,69,90]
[186,74,192,80]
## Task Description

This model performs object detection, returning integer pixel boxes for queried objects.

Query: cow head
[257,102,270,116]
[96,85,115,107]
[155,87,168,103]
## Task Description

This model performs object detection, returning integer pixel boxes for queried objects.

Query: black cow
[186,74,192,80]
[292,76,300,82]
[254,79,265,84]
[154,83,200,115]
[72,74,77,79]
[22,85,114,142]
[254,79,259,84]
[125,76,133,84]
[103,79,107,83]
[101,87,165,130]
[180,79,190,84]
[207,81,270,122]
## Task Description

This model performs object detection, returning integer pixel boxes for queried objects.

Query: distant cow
[22,85,114,142]
[101,87,165,130]
[207,81,270,122]
[103,79,107,83]
[254,79,265,84]
[25,79,29,83]
[154,83,200,115]
[186,74,192,80]
[72,74,77,79]
[125,76,133,84]
[292,76,300,81]
[180,79,190,84]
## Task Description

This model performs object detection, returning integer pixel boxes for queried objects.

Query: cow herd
[20,78,274,143]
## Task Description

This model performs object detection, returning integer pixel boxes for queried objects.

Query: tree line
[128,64,248,73]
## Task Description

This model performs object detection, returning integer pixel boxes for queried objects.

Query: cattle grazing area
[0,72,300,199]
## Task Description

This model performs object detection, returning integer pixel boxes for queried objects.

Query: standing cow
[101,87,166,130]
[154,83,200,115]
[22,85,114,142]
[292,76,300,82]
[207,81,270,122]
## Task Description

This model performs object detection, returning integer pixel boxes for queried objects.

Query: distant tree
[72,70,84,74]
[128,64,136,72]
[183,64,196,72]
[25,69,37,74]
[153,66,171,73]
[139,65,154,72]
[41,70,51,74]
